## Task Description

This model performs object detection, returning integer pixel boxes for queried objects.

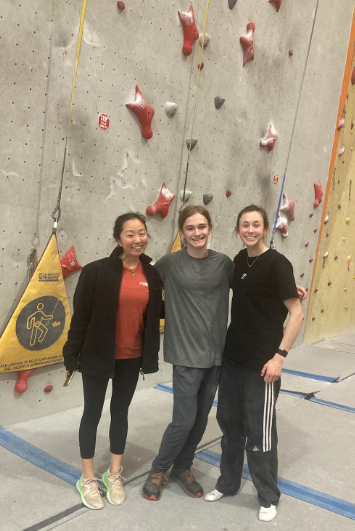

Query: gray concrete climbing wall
[0,0,354,423]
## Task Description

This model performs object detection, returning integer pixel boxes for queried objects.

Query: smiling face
[180,213,211,254]
[116,218,148,260]
[237,211,268,253]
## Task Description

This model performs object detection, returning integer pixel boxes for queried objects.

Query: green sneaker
[171,469,203,498]
[76,476,104,510]
[102,467,126,505]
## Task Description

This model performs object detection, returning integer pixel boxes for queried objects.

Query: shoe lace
[184,469,196,483]
[108,466,126,491]
[82,477,102,497]
[151,472,168,485]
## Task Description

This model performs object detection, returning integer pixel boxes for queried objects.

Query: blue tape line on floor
[155,384,218,406]
[196,449,355,520]
[309,397,355,413]
[279,390,305,398]
[0,426,81,486]
[282,368,339,382]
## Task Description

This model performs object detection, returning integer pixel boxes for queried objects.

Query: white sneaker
[76,476,104,510]
[205,489,224,502]
[102,467,126,505]
[259,505,277,522]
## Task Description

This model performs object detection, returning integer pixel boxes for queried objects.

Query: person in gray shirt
[143,205,234,501]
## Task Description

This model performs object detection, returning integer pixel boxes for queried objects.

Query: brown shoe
[142,470,168,501]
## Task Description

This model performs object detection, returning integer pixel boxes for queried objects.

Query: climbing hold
[345,305,348,310]
[199,33,210,48]
[309,213,314,218]
[180,189,192,202]
[240,22,255,67]
[328,282,332,286]
[269,0,282,12]
[117,1,125,10]
[326,233,329,238]
[165,102,178,118]
[351,67,355,85]
[44,385,53,393]
[324,213,329,224]
[226,189,232,198]
[15,370,35,394]
[347,256,351,270]
[314,288,318,293]
[352,119,354,130]
[305,288,309,292]
[338,202,341,209]
[186,139,198,150]
[203,194,213,205]
[321,309,324,313]
[273,174,278,184]
[312,317,316,321]
[126,86,155,140]
[344,288,347,292]
[313,180,323,208]
[323,252,328,268]
[337,112,345,131]
[334,256,338,260]
[288,50,293,57]
[146,183,175,219]
[309,258,314,263]
[260,124,278,152]
[214,97,225,110]
[60,246,83,281]
[198,62,204,70]
[345,217,350,224]
[313,229,318,233]
[338,145,345,157]
[300,273,304,278]
[280,193,295,221]
[228,0,238,8]
[178,5,199,57]
[343,237,346,241]
[275,214,288,238]
[305,242,309,247]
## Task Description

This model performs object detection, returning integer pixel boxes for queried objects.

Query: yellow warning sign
[160,232,182,333]
[0,234,71,373]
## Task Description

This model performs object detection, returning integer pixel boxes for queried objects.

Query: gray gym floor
[1,334,355,531]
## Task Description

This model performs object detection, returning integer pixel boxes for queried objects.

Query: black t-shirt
[224,248,298,373]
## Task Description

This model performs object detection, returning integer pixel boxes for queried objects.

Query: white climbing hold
[199,33,211,48]
[165,102,178,118]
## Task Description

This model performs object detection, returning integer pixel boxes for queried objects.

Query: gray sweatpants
[152,365,220,473]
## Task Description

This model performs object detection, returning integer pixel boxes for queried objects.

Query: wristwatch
[276,348,288,358]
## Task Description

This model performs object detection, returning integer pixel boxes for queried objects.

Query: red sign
[98,114,110,130]
[273,174,278,184]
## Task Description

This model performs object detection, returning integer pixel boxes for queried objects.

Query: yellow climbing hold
[345,305,348,310]
[344,288,347,291]
[345,217,350,224]
[343,237,346,241]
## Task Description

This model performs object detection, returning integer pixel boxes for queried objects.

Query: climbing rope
[181,0,210,204]
[270,0,321,248]
[52,0,87,231]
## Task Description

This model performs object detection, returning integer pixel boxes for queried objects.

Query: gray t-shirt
[155,248,234,368]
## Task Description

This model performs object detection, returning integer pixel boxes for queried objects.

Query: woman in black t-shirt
[205,205,304,522]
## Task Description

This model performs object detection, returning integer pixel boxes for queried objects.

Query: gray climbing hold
[214,97,225,110]
[203,194,213,205]
[199,33,211,49]
[228,0,238,9]
[165,102,178,118]
[186,139,198,150]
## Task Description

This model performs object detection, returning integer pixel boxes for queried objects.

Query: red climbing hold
[313,180,323,208]
[126,86,155,140]
[309,213,314,218]
[60,246,83,281]
[198,62,204,70]
[280,193,295,221]
[305,242,309,247]
[273,174,278,184]
[226,189,232,198]
[240,22,255,67]
[146,183,175,219]
[334,256,338,260]
[351,67,355,85]
[15,370,35,394]
[300,273,304,278]
[309,258,313,263]
[288,50,293,57]
[260,124,278,152]
[314,289,318,293]
[312,317,316,321]
[44,385,53,393]
[276,214,288,238]
[328,282,332,286]
[269,0,282,12]
[313,229,318,234]
[178,5,199,57]
[117,1,125,9]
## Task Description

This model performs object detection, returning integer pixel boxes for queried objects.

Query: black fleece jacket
[63,247,163,377]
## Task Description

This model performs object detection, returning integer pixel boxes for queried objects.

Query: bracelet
[276,348,288,358]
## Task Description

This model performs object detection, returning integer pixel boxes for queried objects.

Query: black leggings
[79,357,141,459]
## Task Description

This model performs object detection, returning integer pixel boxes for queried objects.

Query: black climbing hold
[214,97,225,110]
[203,194,213,205]
[228,0,238,9]
[186,139,198,150]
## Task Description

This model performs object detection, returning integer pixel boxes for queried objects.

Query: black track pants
[216,359,281,508]
[79,357,141,459]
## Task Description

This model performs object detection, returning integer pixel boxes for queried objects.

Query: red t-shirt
[115,261,149,359]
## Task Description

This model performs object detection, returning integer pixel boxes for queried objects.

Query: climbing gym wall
[0,0,354,423]
[304,11,355,344]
